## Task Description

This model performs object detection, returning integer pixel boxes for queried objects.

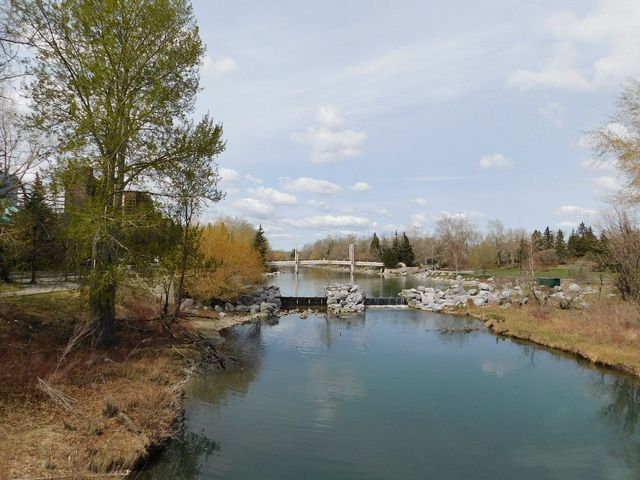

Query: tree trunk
[90,279,116,346]
[30,226,37,284]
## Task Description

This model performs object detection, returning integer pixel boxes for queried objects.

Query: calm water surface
[142,274,640,479]
[269,266,424,296]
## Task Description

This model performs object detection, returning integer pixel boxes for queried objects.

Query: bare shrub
[602,208,640,303]
[188,221,263,301]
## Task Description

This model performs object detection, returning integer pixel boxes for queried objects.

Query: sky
[191,0,639,249]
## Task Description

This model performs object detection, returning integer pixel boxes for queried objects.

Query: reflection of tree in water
[189,321,266,405]
[592,373,640,474]
[138,426,219,480]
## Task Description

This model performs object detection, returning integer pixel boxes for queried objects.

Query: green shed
[536,277,561,288]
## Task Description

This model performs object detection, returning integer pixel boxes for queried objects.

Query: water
[142,273,640,480]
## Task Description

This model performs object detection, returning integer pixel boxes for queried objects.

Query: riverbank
[0,291,253,479]
[461,300,640,377]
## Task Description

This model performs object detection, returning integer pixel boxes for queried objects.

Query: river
[141,268,640,479]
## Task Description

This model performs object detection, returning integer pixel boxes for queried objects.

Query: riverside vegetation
[2,0,640,479]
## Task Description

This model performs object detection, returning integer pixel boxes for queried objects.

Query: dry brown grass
[0,291,190,479]
[476,297,640,375]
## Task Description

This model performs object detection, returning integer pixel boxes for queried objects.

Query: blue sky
[191,0,638,249]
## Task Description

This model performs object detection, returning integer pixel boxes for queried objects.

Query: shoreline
[446,304,640,379]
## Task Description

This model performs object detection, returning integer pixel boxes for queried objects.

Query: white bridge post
[294,249,299,275]
[349,243,355,275]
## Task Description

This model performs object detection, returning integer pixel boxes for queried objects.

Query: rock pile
[214,285,282,316]
[400,283,527,312]
[401,279,596,312]
[326,284,366,314]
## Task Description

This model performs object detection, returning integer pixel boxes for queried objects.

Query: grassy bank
[0,291,245,479]
[465,299,640,377]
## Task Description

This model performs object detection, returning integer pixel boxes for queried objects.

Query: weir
[280,296,407,308]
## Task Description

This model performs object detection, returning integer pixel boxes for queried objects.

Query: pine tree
[542,227,554,250]
[398,232,416,266]
[392,231,400,256]
[252,224,269,266]
[531,230,543,251]
[554,229,567,262]
[567,229,579,258]
[370,232,381,259]
[21,173,55,284]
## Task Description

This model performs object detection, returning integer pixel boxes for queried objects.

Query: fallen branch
[36,378,77,413]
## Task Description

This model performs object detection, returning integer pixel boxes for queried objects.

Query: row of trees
[289,219,603,273]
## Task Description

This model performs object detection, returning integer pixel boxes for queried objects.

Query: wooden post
[294,249,299,275]
[349,243,355,275]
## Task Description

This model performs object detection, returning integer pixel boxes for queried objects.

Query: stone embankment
[213,285,283,317]
[400,278,596,312]
[326,284,366,314]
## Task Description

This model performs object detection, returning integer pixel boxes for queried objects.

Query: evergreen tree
[392,231,400,256]
[555,229,567,262]
[369,232,381,259]
[542,226,555,250]
[398,232,416,267]
[20,173,56,284]
[381,245,399,268]
[252,224,269,265]
[567,230,580,258]
[531,230,543,250]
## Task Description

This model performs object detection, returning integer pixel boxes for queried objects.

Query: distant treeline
[270,219,605,271]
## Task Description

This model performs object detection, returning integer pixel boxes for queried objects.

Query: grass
[469,298,640,376]
[464,262,613,285]
[0,291,188,479]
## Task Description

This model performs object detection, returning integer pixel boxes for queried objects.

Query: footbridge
[266,244,384,274]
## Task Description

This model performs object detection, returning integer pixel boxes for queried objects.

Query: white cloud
[507,43,591,91]
[308,199,331,211]
[249,186,297,206]
[375,208,392,217]
[351,181,372,192]
[292,105,366,163]
[202,56,237,75]
[479,153,514,170]
[219,167,240,183]
[581,158,617,172]
[557,221,579,230]
[283,215,370,229]
[554,205,597,217]
[233,198,273,217]
[281,176,342,195]
[538,101,565,127]
[245,174,263,185]
[412,214,427,228]
[593,175,622,192]
[507,0,640,91]
[412,197,428,206]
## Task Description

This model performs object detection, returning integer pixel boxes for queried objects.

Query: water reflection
[138,427,219,480]
[190,322,266,405]
[592,374,640,474]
